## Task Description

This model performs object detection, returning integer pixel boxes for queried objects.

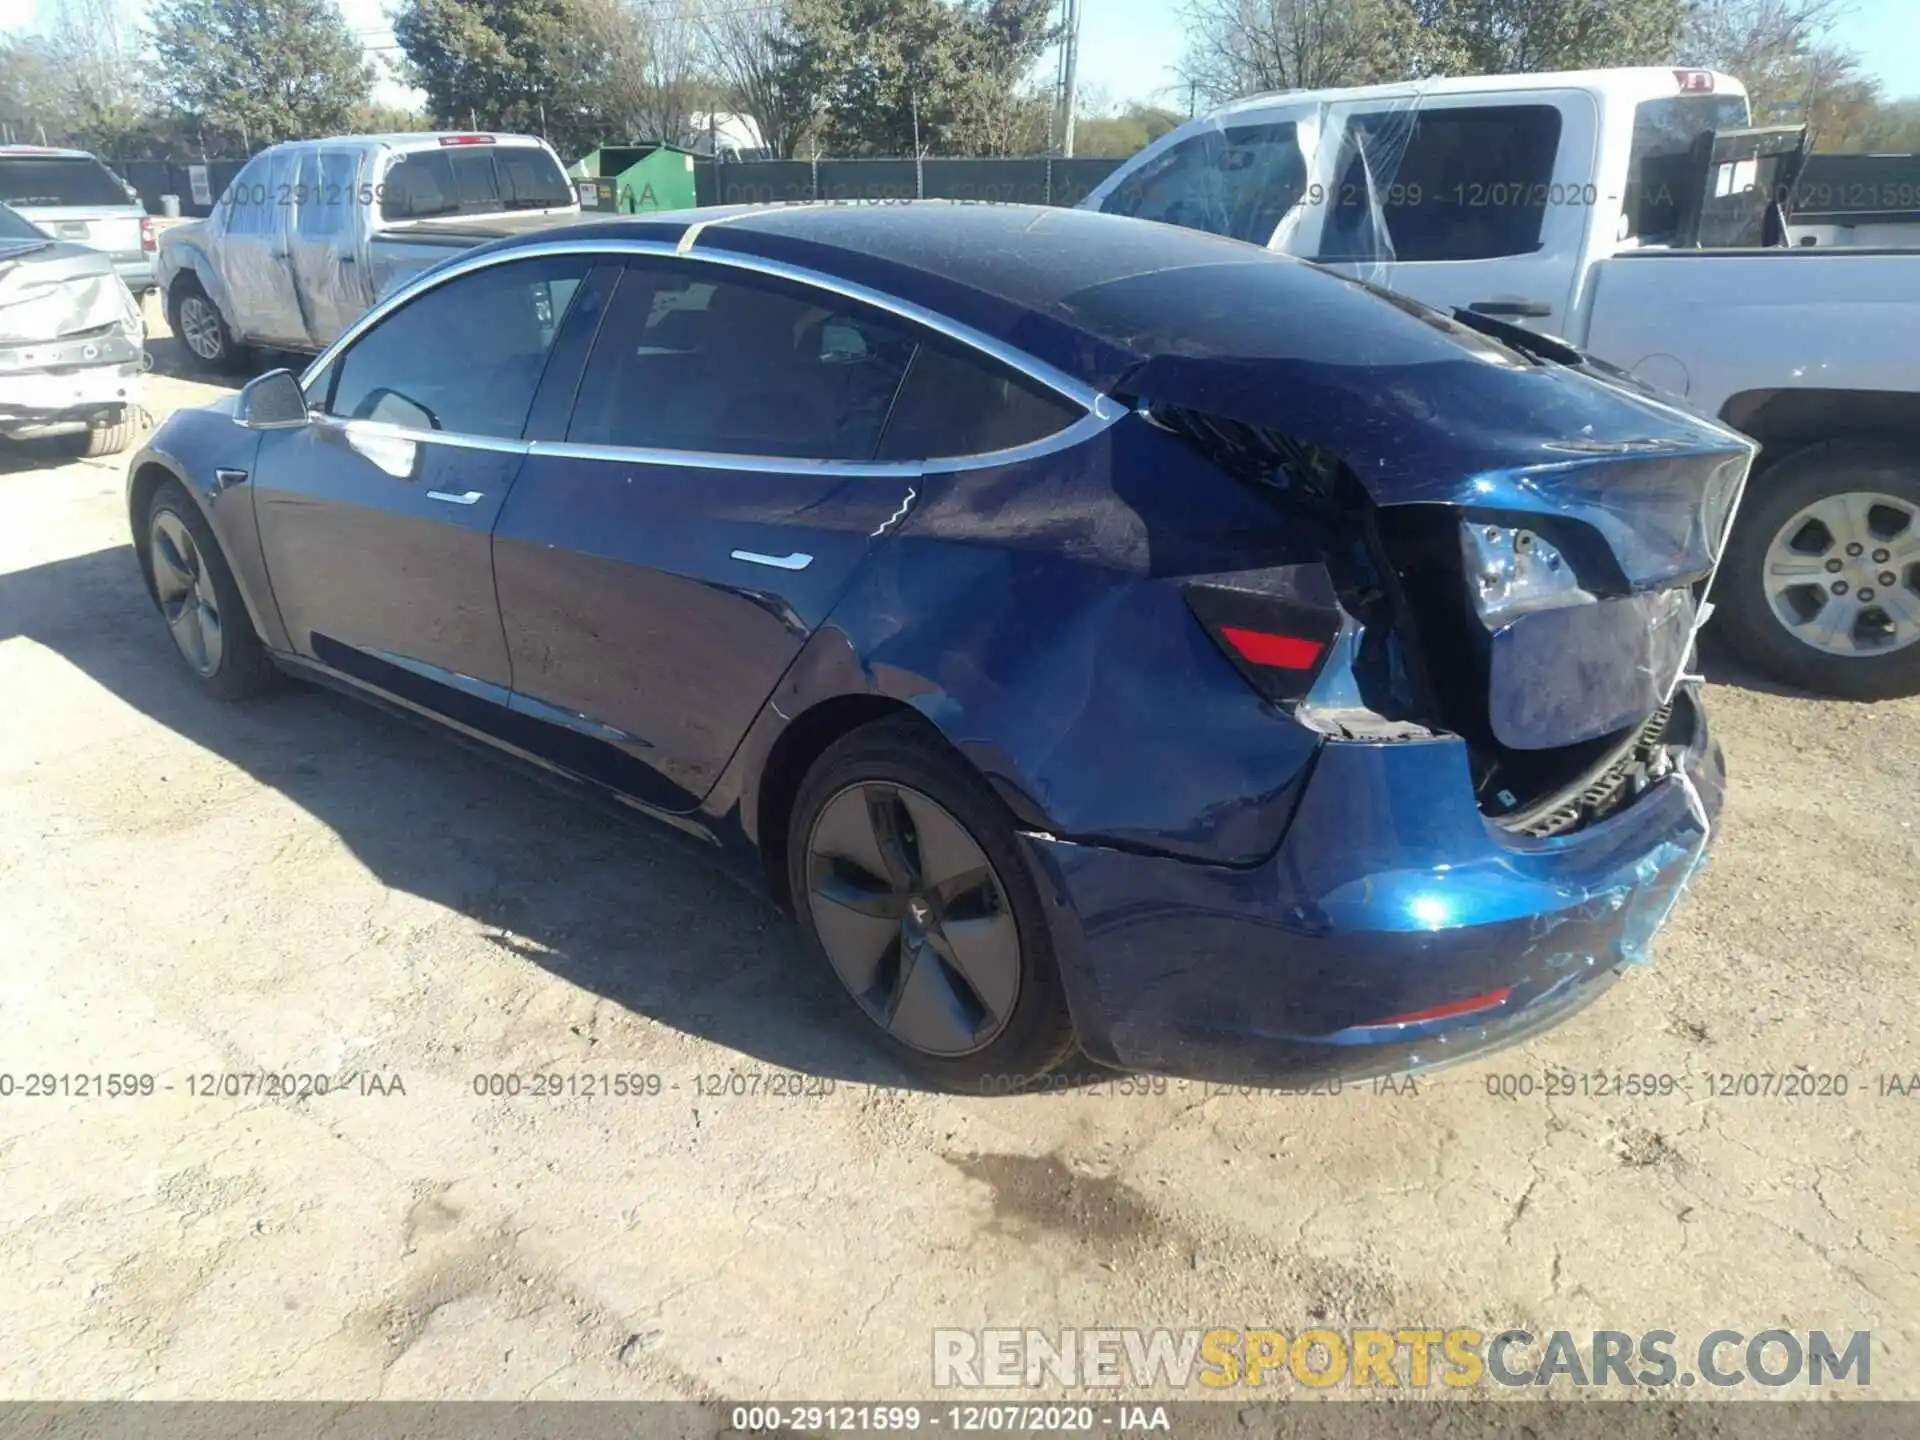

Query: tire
[168,276,249,373]
[787,715,1077,1092]
[142,480,279,701]
[1715,441,1920,701]
[69,413,140,458]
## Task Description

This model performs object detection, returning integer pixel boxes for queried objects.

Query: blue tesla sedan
[125,202,1748,1090]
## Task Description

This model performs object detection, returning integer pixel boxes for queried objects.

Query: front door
[252,253,593,718]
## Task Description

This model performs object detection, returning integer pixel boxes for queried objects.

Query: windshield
[1624,94,1752,242]
[0,155,132,208]
[381,145,573,222]
[0,202,48,241]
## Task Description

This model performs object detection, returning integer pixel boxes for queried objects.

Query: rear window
[1625,95,1751,242]
[0,156,131,208]
[1319,105,1563,263]
[381,145,571,221]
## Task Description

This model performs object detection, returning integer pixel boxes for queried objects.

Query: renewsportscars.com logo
[931,1328,1872,1390]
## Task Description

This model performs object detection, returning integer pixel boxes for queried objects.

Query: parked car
[0,144,155,297]
[155,132,580,371]
[126,204,1746,1090]
[0,202,145,457]
[1083,67,1920,700]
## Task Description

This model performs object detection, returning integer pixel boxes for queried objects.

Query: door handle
[731,550,813,571]
[427,489,484,506]
[1468,299,1553,318]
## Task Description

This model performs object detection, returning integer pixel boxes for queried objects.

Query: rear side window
[875,341,1080,460]
[0,155,130,207]
[382,145,571,221]
[326,256,591,438]
[297,150,358,237]
[1625,95,1751,242]
[1320,105,1563,262]
[567,261,918,460]
[1100,123,1304,244]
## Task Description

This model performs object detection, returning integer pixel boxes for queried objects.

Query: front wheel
[169,278,249,373]
[787,716,1077,1092]
[144,480,279,701]
[1716,441,1920,700]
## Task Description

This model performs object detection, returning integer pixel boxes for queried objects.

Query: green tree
[1180,0,1459,103]
[1074,103,1185,157]
[782,0,1057,156]
[1422,0,1686,74]
[149,0,373,148]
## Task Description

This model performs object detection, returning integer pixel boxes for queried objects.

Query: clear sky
[4,0,1917,107]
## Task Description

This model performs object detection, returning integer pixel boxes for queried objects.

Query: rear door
[252,253,592,720]
[492,255,1083,812]
[1293,91,1597,332]
[217,149,310,348]
[289,146,373,346]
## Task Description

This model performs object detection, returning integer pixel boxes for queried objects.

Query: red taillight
[1184,567,1345,706]
[438,134,497,146]
[1673,68,1716,93]
[1373,987,1513,1027]
[1219,626,1324,671]
[140,216,156,252]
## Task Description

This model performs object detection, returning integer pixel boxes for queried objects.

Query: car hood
[0,240,140,346]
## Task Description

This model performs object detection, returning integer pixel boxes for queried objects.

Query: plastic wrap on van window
[1085,87,1439,275]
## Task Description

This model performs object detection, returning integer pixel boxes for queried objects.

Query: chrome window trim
[317,413,532,455]
[298,231,1115,425]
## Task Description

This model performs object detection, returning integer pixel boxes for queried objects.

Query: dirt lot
[2,304,1917,1405]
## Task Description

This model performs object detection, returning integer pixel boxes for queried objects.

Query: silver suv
[0,146,155,296]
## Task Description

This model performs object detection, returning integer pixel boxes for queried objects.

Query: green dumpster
[570,143,698,214]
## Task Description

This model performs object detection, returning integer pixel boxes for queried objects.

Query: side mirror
[236,369,309,429]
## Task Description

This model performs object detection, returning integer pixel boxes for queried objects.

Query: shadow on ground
[1,542,963,1090]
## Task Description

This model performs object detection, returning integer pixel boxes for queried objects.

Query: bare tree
[699,0,816,157]
[1681,0,1874,148]
[1178,0,1444,104]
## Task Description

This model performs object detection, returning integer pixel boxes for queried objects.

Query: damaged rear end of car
[1021,254,1751,1083]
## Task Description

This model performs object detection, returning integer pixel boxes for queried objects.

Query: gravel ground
[2,302,1916,1405]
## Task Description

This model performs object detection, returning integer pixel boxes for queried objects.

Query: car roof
[0,145,103,160]
[506,201,1345,390]
[250,132,551,154]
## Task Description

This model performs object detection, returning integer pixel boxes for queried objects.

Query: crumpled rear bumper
[1020,686,1723,1087]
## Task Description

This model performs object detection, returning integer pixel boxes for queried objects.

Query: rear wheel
[68,413,140,458]
[788,716,1077,1092]
[144,481,278,701]
[169,277,249,373]
[1717,442,1920,700]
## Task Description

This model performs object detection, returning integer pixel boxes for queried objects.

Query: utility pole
[1053,0,1082,158]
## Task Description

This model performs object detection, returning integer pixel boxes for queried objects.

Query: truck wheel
[169,277,249,373]
[1715,441,1920,700]
[69,413,141,458]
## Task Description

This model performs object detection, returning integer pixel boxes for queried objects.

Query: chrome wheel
[1764,490,1920,657]
[178,294,223,361]
[149,509,224,677]
[804,782,1020,1057]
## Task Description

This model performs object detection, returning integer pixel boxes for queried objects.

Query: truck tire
[70,413,141,458]
[168,276,250,373]
[1715,441,1920,700]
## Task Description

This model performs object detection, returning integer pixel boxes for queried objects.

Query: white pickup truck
[1084,67,1920,699]
[156,132,579,373]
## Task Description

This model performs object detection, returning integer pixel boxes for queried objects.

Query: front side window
[221,154,272,235]
[1321,105,1564,263]
[326,256,591,438]
[0,155,131,207]
[567,261,919,460]
[1100,123,1304,244]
